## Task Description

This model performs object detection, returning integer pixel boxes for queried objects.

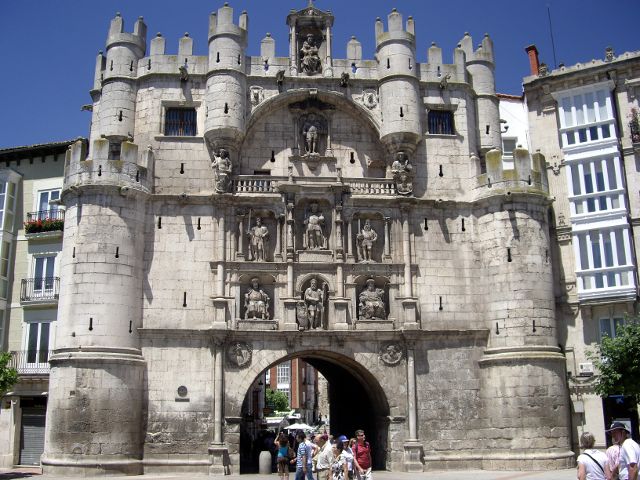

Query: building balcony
[24,209,65,239]
[232,175,397,196]
[20,277,60,306]
[8,350,50,375]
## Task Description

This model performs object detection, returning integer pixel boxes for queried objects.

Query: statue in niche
[304,202,326,250]
[301,278,328,330]
[301,113,327,156]
[391,151,414,195]
[300,33,322,75]
[356,219,378,263]
[247,216,269,262]
[244,278,270,320]
[211,148,233,193]
[358,278,386,320]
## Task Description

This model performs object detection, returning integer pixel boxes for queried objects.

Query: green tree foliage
[0,352,19,396]
[589,320,640,403]
[266,388,289,412]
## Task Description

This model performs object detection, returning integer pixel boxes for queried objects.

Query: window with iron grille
[165,108,197,136]
[427,110,455,135]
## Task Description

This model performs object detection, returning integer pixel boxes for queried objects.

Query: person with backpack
[577,431,608,480]
[352,429,373,480]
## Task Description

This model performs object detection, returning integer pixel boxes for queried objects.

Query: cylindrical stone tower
[41,14,150,476]
[375,9,422,155]
[474,149,573,469]
[95,13,146,143]
[461,33,502,152]
[204,3,248,155]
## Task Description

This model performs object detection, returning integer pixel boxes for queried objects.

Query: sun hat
[606,421,630,433]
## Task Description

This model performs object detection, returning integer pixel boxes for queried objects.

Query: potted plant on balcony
[24,217,64,234]
[630,107,640,144]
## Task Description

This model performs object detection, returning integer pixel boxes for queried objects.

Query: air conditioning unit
[578,362,594,377]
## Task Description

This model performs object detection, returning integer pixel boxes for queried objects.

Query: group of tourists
[274,429,372,480]
[577,422,640,480]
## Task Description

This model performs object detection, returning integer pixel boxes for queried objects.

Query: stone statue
[302,113,320,155]
[244,278,270,320]
[304,202,326,250]
[356,219,378,263]
[211,148,233,193]
[359,278,386,320]
[300,34,321,75]
[247,216,269,262]
[380,343,403,365]
[391,151,414,195]
[303,278,327,329]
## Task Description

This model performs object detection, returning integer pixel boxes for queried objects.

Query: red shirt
[354,441,371,469]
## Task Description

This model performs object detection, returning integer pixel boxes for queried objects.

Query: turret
[204,3,248,155]
[375,9,422,154]
[460,33,501,152]
[94,14,146,143]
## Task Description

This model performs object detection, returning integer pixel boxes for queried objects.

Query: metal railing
[8,350,50,375]
[26,209,65,222]
[20,277,60,302]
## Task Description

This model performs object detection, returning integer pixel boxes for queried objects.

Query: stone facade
[42,3,574,476]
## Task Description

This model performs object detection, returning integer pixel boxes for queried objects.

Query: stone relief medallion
[379,342,404,366]
[361,90,378,109]
[227,341,252,368]
[250,86,264,106]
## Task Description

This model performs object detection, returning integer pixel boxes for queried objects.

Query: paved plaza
[1,467,577,480]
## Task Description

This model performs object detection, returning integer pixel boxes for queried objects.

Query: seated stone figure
[244,278,270,320]
[358,278,386,320]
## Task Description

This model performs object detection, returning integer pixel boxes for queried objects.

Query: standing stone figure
[300,34,321,75]
[247,217,269,262]
[358,279,386,320]
[211,148,233,193]
[244,278,270,320]
[356,219,378,263]
[391,151,414,195]
[304,202,326,250]
[303,278,326,329]
[302,114,320,155]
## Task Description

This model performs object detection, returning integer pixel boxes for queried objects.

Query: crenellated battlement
[375,9,415,47]
[458,32,495,66]
[208,3,248,42]
[105,13,147,57]
[63,138,151,194]
[475,147,549,196]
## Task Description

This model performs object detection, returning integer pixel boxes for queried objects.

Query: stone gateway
[42,2,574,477]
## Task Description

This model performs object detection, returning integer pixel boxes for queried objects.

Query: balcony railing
[233,176,281,193]
[20,277,60,303]
[24,209,65,234]
[8,350,50,375]
[346,178,397,196]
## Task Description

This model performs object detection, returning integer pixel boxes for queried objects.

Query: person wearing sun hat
[607,422,640,480]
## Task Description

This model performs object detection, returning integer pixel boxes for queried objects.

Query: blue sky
[1,0,638,148]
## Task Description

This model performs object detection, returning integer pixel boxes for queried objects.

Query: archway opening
[239,351,389,473]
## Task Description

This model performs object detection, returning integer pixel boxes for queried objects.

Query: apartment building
[0,140,76,467]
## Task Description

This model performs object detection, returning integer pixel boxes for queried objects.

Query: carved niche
[297,276,329,331]
[357,277,388,321]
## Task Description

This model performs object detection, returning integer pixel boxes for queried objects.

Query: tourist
[352,429,373,480]
[331,442,349,480]
[275,432,294,480]
[295,431,317,480]
[608,422,640,480]
[577,431,607,480]
[337,435,354,479]
[606,432,622,480]
[315,434,333,480]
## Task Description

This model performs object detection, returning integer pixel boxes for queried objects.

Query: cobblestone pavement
[1,467,577,480]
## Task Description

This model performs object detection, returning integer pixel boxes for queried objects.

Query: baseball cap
[337,435,348,443]
[606,421,630,433]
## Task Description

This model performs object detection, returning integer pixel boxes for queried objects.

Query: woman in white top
[577,431,609,480]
